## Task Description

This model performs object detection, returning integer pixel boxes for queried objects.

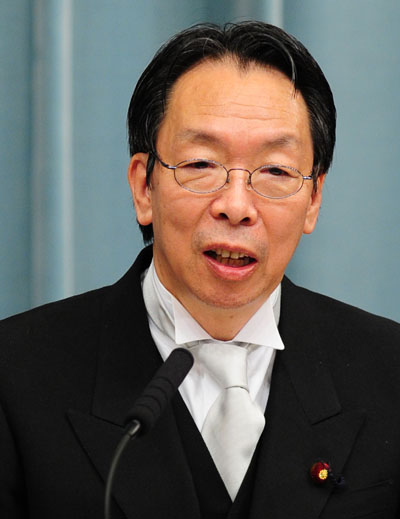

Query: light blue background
[1,0,399,322]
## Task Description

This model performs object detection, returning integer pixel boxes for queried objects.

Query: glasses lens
[251,165,303,198]
[175,160,227,193]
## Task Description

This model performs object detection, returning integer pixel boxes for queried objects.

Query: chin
[194,289,263,311]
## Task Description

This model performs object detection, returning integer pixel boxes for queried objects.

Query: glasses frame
[151,151,314,199]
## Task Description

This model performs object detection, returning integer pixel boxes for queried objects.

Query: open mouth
[204,248,256,267]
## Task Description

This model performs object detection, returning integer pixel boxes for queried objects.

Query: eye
[183,160,217,170]
[256,165,300,180]
[175,159,226,193]
[259,166,288,176]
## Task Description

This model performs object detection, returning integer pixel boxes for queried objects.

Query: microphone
[104,347,194,519]
[124,347,194,435]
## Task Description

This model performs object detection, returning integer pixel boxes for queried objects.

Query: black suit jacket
[1,246,400,518]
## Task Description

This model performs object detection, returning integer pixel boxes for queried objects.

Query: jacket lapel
[249,278,366,518]
[67,248,201,519]
[66,254,366,518]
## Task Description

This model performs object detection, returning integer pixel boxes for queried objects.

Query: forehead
[157,58,312,155]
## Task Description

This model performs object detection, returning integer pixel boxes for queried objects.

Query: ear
[303,173,326,235]
[127,153,153,225]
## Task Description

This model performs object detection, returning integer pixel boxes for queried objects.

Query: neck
[149,259,275,341]
[177,295,268,341]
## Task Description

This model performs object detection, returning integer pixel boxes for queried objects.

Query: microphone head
[125,347,194,434]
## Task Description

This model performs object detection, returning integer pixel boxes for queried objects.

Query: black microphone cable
[104,347,194,519]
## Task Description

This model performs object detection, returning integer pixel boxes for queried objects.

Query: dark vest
[173,396,261,519]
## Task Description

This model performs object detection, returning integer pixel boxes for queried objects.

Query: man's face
[130,59,324,326]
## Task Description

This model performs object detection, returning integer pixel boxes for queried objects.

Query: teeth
[212,248,251,260]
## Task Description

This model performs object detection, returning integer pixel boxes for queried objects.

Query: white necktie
[197,342,266,501]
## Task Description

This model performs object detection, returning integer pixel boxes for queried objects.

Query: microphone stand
[104,348,194,519]
[104,420,140,519]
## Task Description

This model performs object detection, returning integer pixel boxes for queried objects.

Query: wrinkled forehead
[163,55,298,118]
[156,58,312,160]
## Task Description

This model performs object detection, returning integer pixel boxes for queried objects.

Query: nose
[209,169,258,225]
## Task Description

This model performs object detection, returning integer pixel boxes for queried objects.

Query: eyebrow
[175,129,220,146]
[174,129,301,150]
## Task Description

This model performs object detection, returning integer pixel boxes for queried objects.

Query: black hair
[127,21,336,243]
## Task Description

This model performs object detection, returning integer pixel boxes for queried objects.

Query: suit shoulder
[0,285,113,361]
[282,277,400,343]
[2,284,108,328]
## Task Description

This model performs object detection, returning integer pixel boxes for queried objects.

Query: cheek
[262,202,309,252]
[151,187,206,244]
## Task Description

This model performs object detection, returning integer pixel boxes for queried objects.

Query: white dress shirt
[142,260,285,431]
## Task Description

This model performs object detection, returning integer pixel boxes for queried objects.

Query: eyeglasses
[151,152,313,199]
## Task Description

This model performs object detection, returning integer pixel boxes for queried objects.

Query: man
[1,21,400,518]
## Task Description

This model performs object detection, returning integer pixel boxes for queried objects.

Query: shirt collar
[142,260,284,351]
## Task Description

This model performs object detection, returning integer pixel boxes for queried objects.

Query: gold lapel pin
[310,460,346,489]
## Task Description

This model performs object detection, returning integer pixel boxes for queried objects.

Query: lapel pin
[310,461,346,489]
[310,461,330,483]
